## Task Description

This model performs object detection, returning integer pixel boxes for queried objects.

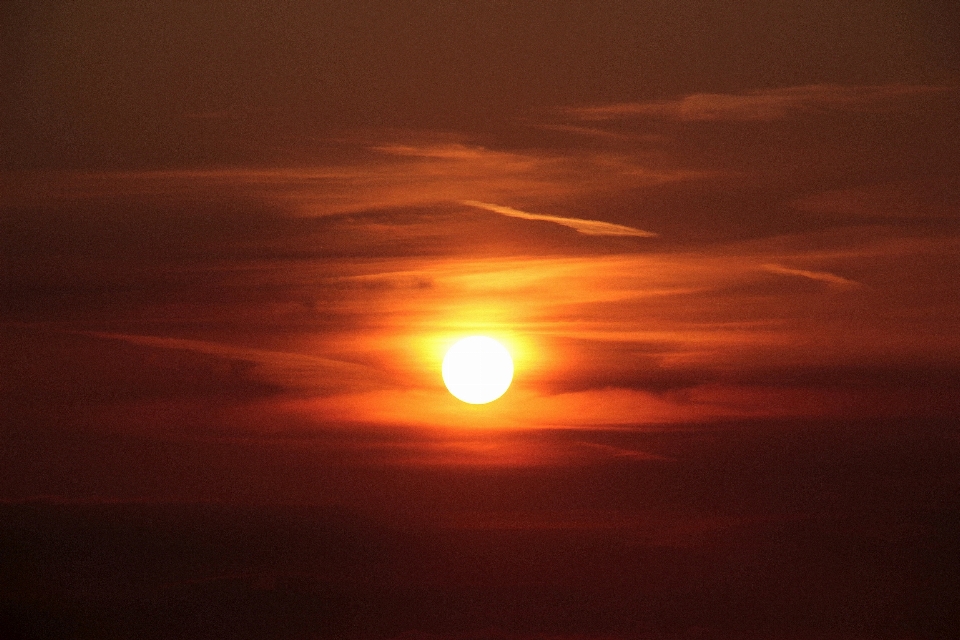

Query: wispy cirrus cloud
[461,200,657,237]
[761,264,862,289]
[566,84,951,122]
[83,331,386,394]
[1,148,690,223]
[793,180,960,220]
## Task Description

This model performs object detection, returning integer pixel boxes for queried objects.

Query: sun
[442,336,514,404]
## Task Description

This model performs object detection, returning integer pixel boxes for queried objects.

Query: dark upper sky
[2,3,960,639]
[3,0,958,169]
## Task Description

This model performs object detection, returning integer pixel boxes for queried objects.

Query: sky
[2,1,960,639]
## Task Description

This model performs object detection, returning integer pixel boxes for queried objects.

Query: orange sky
[2,4,960,637]
[4,82,959,449]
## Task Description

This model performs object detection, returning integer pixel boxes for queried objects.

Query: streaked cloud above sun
[760,264,862,289]
[564,83,953,122]
[461,200,657,237]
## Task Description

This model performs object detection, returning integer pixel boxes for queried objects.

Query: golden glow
[442,336,514,404]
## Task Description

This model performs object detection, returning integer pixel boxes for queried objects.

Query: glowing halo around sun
[442,336,514,404]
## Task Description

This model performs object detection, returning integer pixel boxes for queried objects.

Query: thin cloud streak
[793,181,960,220]
[761,264,863,289]
[461,200,657,237]
[2,139,707,222]
[566,84,952,122]
[83,331,386,394]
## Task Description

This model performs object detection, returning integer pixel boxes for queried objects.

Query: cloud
[5,99,958,430]
[566,84,951,122]
[461,200,657,237]
[793,181,960,220]
[761,263,862,289]
[370,143,496,160]
[83,331,386,394]
[1,135,707,227]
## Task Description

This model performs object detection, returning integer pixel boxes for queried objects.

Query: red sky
[2,2,959,638]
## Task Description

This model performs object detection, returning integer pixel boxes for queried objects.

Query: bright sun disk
[442,336,514,404]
